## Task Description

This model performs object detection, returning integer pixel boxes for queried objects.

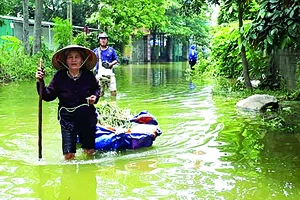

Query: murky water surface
[1,62,300,199]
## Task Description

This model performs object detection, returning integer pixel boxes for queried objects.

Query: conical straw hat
[52,45,97,71]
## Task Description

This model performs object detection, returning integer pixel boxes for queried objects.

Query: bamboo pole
[38,58,43,160]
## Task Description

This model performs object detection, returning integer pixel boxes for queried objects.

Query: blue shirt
[93,47,118,74]
[188,49,197,61]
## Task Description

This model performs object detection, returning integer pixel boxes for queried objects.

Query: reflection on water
[1,62,300,199]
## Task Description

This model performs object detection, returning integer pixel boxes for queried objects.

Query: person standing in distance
[93,32,118,98]
[188,45,198,70]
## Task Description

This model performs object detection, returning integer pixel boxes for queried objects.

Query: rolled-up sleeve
[36,73,59,102]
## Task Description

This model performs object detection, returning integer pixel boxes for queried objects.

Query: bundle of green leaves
[96,101,133,128]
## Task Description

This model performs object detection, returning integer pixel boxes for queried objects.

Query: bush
[210,22,269,79]
[0,36,54,83]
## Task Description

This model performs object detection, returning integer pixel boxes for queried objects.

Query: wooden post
[38,58,43,160]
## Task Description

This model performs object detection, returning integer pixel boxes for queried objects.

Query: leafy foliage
[163,2,211,47]
[96,101,133,128]
[87,0,167,47]
[0,1,11,26]
[52,17,72,49]
[209,21,269,82]
[73,32,98,50]
[180,0,208,16]
[0,36,53,83]
[247,0,300,52]
[217,0,260,24]
[211,24,242,78]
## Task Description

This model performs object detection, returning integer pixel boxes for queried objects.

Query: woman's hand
[86,95,97,105]
[35,67,45,82]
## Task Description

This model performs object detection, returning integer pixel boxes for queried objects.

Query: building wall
[131,36,146,63]
[13,22,58,50]
[0,19,14,45]
[276,48,300,91]
[0,17,58,50]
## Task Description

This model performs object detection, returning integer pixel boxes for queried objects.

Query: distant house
[0,15,98,50]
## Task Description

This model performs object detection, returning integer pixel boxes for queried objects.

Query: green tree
[52,17,72,49]
[248,0,300,52]
[181,0,256,90]
[164,0,211,47]
[237,0,252,90]
[87,0,167,47]
[159,0,211,62]
[217,0,259,24]
[0,3,6,25]
[246,0,300,89]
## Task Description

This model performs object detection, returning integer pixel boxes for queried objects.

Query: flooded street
[1,62,300,199]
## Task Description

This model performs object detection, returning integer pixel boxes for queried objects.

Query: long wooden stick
[38,58,43,160]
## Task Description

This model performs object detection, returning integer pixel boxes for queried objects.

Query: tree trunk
[166,36,171,62]
[151,27,157,62]
[238,2,252,91]
[33,0,43,54]
[182,37,189,61]
[22,0,30,55]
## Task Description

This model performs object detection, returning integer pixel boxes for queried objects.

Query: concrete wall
[131,36,146,63]
[276,48,300,91]
[13,22,57,50]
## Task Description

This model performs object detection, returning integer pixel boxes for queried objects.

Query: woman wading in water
[35,45,100,160]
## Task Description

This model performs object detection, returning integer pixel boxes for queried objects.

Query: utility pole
[67,0,73,43]
[69,1,72,26]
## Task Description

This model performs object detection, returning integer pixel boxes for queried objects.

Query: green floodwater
[1,62,300,200]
